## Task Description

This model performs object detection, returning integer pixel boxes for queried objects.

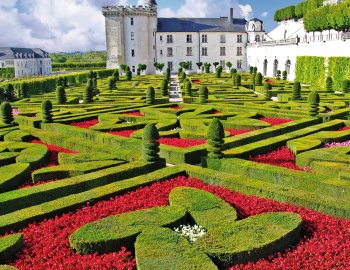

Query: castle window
[220,47,226,56]
[237,47,242,56]
[202,47,208,56]
[220,60,225,68]
[160,35,163,41]
[168,61,173,71]
[131,49,135,57]
[188,61,192,70]
[201,34,208,43]
[167,48,173,57]
[220,34,226,43]
[255,35,260,42]
[237,34,242,43]
[132,66,135,72]
[131,18,134,26]
[186,34,192,43]
[237,60,242,69]
[1,62,4,67]
[167,35,173,43]
[160,50,163,56]
[186,47,193,56]
[131,32,135,40]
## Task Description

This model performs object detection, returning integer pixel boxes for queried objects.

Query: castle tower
[102,1,158,74]
[246,18,265,43]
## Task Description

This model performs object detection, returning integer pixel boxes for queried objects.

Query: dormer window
[131,18,134,26]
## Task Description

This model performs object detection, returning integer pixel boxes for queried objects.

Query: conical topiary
[185,81,192,96]
[146,86,155,105]
[206,118,225,159]
[83,81,94,103]
[230,68,237,78]
[161,79,169,96]
[142,123,160,162]
[342,80,350,93]
[308,91,320,117]
[19,82,29,99]
[199,86,208,104]
[113,70,119,81]
[56,86,67,104]
[126,70,132,81]
[41,100,53,123]
[255,72,263,86]
[56,77,64,87]
[235,74,241,87]
[326,77,333,93]
[282,71,287,80]
[293,81,301,100]
[263,83,272,100]
[5,84,14,102]
[215,66,222,78]
[251,73,256,91]
[276,70,281,80]
[0,102,14,124]
[92,78,99,95]
[108,76,116,90]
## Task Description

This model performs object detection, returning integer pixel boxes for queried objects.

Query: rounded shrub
[342,80,350,93]
[230,68,237,78]
[263,83,272,100]
[249,66,254,74]
[199,86,209,104]
[113,70,119,81]
[206,118,225,159]
[5,84,15,102]
[41,100,53,123]
[215,66,222,78]
[185,81,192,97]
[251,73,256,90]
[276,70,281,80]
[56,77,64,87]
[326,77,333,93]
[146,86,155,105]
[282,71,288,80]
[142,123,160,162]
[0,102,14,124]
[126,70,132,81]
[308,91,320,117]
[108,76,116,90]
[255,72,263,86]
[253,67,258,74]
[234,74,241,87]
[56,86,67,104]
[161,79,169,96]
[293,81,301,100]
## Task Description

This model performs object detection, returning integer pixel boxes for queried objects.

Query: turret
[246,18,265,43]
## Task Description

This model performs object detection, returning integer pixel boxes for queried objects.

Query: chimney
[229,8,233,24]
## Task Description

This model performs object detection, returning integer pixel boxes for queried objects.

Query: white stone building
[0,47,52,78]
[103,1,263,74]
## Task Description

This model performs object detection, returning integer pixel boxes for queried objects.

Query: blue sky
[0,0,300,52]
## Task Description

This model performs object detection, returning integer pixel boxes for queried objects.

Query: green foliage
[179,61,191,70]
[185,81,192,96]
[293,81,301,100]
[249,66,254,74]
[137,68,141,76]
[0,68,15,79]
[92,78,99,95]
[0,88,4,103]
[146,86,155,105]
[113,69,119,81]
[251,73,256,90]
[0,233,23,264]
[215,66,223,78]
[204,63,211,73]
[0,102,13,124]
[161,79,169,96]
[308,91,320,117]
[282,71,288,80]
[255,72,263,86]
[196,62,203,69]
[226,62,232,69]
[295,1,308,19]
[56,86,67,104]
[0,163,31,193]
[41,100,53,123]
[126,70,132,81]
[107,76,116,90]
[276,70,281,80]
[166,68,171,81]
[178,68,183,75]
[327,57,350,90]
[120,64,128,73]
[56,77,64,87]
[342,80,350,93]
[233,74,241,87]
[263,83,272,100]
[83,82,94,103]
[274,5,296,22]
[18,82,29,99]
[295,56,325,87]
[199,86,209,104]
[154,62,165,71]
[4,84,14,102]
[230,68,237,78]
[142,124,160,162]
[253,67,258,74]
[206,118,225,159]
[326,77,333,93]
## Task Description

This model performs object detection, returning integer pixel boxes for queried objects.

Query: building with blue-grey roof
[0,47,52,78]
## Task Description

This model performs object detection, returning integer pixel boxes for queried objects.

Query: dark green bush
[251,73,256,90]
[276,70,281,80]
[92,78,99,95]
[0,102,14,124]
[56,86,67,104]
[215,66,223,78]
[263,83,272,100]
[83,82,94,103]
[293,81,301,100]
[18,82,29,99]
[255,72,263,86]
[113,70,119,81]
[308,91,320,117]
[146,86,155,105]
[41,100,53,123]
[108,76,116,90]
[342,80,350,93]
[4,84,14,102]
[199,86,209,104]
[142,124,160,162]
[326,77,333,93]
[185,81,192,96]
[161,79,169,96]
[282,71,288,80]
[230,68,237,78]
[126,70,132,81]
[206,118,224,159]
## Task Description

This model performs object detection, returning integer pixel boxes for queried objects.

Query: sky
[0,0,298,53]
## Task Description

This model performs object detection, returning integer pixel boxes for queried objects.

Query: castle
[103,0,350,79]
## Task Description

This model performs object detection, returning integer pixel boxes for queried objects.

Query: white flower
[173,224,206,243]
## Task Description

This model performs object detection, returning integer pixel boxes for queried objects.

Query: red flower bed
[225,129,253,136]
[70,119,99,129]
[212,110,222,115]
[158,137,206,148]
[108,130,138,138]
[192,80,201,84]
[123,111,145,117]
[170,105,182,110]
[249,146,306,171]
[338,126,350,131]
[260,117,292,126]
[265,79,278,85]
[7,176,350,269]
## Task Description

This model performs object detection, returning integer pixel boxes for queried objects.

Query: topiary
[326,77,333,93]
[92,78,99,95]
[185,81,192,96]
[263,83,272,100]
[137,68,141,76]
[5,84,15,102]
[64,77,69,87]
[230,68,237,78]
[178,68,183,75]
[83,82,94,103]
[161,79,169,96]
[180,71,186,83]
[308,91,320,117]
[199,86,209,104]
[0,87,4,103]
[293,81,301,100]
[276,70,281,80]
[108,76,116,90]
[253,67,258,74]
[255,72,263,86]
[249,66,254,74]
[234,74,241,87]
[282,71,288,80]
[251,73,256,91]
[0,102,14,124]
[146,86,155,105]
[206,118,225,159]
[142,123,160,162]
[41,100,53,123]
[19,82,29,99]
[342,80,350,93]
[113,70,119,81]
[56,77,64,87]
[56,86,67,104]
[215,66,222,78]
[126,70,132,81]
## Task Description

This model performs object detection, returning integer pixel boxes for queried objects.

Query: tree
[196,62,203,70]
[253,67,258,74]
[154,62,165,72]
[56,77,64,87]
[233,74,241,87]
[213,62,219,69]
[120,64,128,73]
[83,80,94,103]
[41,100,53,123]
[230,68,237,78]
[179,61,190,71]
[263,83,272,100]
[0,102,14,124]
[185,81,192,96]
[215,66,223,78]
[126,70,132,81]
[255,72,263,86]
[342,80,350,93]
[161,79,169,96]
[142,123,160,162]
[199,86,209,104]
[56,86,67,104]
[293,81,301,100]
[308,91,320,117]
[113,70,119,81]
[19,82,29,99]
[204,63,211,73]
[276,70,281,80]
[326,77,333,93]
[226,62,232,69]
[108,76,117,90]
[146,86,155,105]
[249,66,254,74]
[92,78,99,95]
[206,118,225,159]
[282,71,288,80]
[251,73,256,91]
[5,84,15,102]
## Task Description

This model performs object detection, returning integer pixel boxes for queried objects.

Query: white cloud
[261,11,269,18]
[239,4,253,19]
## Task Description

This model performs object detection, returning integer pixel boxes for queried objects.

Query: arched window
[285,60,291,75]
[263,59,268,76]
[273,59,278,77]
[255,35,260,42]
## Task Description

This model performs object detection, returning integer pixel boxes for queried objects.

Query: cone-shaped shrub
[113,70,119,81]
[253,67,258,74]
[108,76,116,90]
[185,81,192,96]
[180,71,186,83]
[0,102,14,124]
[56,77,64,87]
[249,66,254,74]
[233,74,241,87]
[282,71,288,80]
[264,83,272,100]
[56,86,66,104]
[146,86,155,105]
[126,70,132,81]
[142,123,160,162]
[206,118,224,159]
[83,82,94,103]
[0,87,4,102]
[19,82,29,99]
[326,77,333,93]
[308,91,320,117]
[215,66,222,78]
[199,86,208,104]
[64,77,69,87]
[251,73,256,91]
[293,81,301,100]
[255,72,263,86]
[161,79,169,96]
[92,78,99,95]
[342,80,350,93]
[41,100,53,123]
[166,68,171,81]
[230,68,237,78]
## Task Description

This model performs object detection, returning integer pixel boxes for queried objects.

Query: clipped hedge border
[0,234,23,264]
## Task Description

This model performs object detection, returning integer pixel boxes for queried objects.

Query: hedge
[0,234,23,264]
[0,163,31,193]
[327,57,350,90]
[0,68,15,79]
[52,62,106,69]
[295,56,326,87]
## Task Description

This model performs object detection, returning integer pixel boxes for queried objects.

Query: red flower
[108,130,138,138]
[123,112,145,117]
[70,119,99,129]
[225,129,253,136]
[338,126,350,131]
[158,138,206,148]
[212,110,222,115]
[260,117,293,126]
[170,106,182,110]
[192,80,201,84]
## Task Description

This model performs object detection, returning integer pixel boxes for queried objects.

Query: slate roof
[145,0,157,6]
[157,17,247,33]
[0,48,50,60]
[250,18,263,23]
